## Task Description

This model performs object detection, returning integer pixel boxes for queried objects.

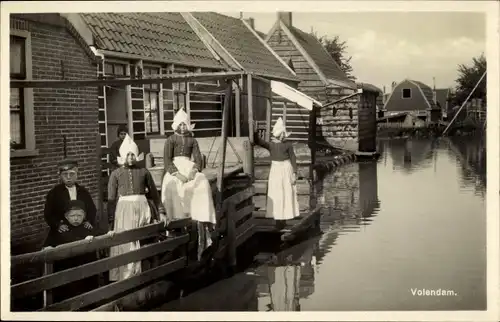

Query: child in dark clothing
[43,200,100,303]
[253,117,300,228]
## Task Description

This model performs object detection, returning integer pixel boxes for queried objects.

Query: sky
[223,12,486,92]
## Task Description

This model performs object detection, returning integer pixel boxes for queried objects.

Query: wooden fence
[11,180,256,312]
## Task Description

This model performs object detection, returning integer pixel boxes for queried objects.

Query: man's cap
[58,158,78,172]
[64,200,87,216]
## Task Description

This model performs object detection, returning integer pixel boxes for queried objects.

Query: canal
[156,135,487,311]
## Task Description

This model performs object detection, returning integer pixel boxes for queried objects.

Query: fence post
[43,262,53,307]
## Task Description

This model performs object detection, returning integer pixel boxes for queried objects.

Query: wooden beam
[283,101,287,125]
[266,97,272,141]
[215,82,234,226]
[250,74,271,84]
[11,222,166,266]
[222,186,255,212]
[91,280,175,311]
[233,205,255,224]
[10,71,246,89]
[235,220,255,248]
[227,202,237,268]
[235,77,241,137]
[40,257,187,311]
[11,235,189,299]
[247,74,254,143]
[308,107,317,186]
[186,79,191,118]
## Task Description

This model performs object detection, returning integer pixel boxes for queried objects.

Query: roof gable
[191,12,298,82]
[12,14,98,64]
[384,79,436,110]
[279,23,355,88]
[80,12,223,69]
[409,80,437,109]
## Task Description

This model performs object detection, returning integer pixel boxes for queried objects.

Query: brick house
[266,12,380,154]
[9,14,100,255]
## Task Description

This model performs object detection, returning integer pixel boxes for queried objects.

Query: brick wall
[10,16,99,254]
[319,89,359,152]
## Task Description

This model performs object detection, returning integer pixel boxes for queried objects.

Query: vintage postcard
[1,1,499,321]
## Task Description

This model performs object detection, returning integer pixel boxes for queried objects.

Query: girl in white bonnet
[253,117,300,229]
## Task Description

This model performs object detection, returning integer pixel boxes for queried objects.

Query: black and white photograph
[1,0,499,320]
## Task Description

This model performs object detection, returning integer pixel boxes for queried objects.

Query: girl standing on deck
[107,134,166,281]
[254,117,300,225]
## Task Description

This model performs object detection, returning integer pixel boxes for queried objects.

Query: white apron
[266,160,300,220]
[161,156,216,224]
[109,194,151,281]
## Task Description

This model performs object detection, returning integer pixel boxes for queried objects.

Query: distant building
[266,12,379,154]
[383,79,440,123]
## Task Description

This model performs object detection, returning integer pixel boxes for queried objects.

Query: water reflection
[255,237,320,311]
[253,136,486,311]
[155,136,486,311]
[446,135,486,196]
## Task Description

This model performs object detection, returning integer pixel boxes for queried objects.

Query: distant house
[383,79,440,123]
[266,12,379,154]
[9,14,100,254]
[434,88,451,120]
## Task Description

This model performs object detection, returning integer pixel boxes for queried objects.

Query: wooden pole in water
[308,105,317,209]
[443,71,486,136]
[215,82,234,227]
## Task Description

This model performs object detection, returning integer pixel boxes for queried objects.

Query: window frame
[10,29,37,158]
[142,66,162,135]
[401,88,412,99]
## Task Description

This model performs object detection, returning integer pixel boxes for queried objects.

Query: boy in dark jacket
[43,200,100,303]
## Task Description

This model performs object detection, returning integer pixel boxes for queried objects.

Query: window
[10,30,35,156]
[143,67,161,134]
[104,62,126,76]
[402,88,411,99]
[173,81,187,112]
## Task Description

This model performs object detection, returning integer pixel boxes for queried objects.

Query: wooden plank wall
[240,76,270,137]
[357,91,378,153]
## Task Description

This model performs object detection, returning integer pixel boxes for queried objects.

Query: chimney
[245,17,255,30]
[277,12,292,27]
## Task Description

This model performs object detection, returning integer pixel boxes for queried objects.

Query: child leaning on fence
[43,200,102,303]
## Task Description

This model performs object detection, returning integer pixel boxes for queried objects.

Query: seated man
[43,200,102,303]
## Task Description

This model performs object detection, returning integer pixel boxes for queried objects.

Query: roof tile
[80,12,223,69]
[191,12,297,81]
[287,26,352,86]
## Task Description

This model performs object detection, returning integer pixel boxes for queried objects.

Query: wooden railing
[11,177,256,311]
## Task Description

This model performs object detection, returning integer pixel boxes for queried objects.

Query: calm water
[159,136,487,311]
